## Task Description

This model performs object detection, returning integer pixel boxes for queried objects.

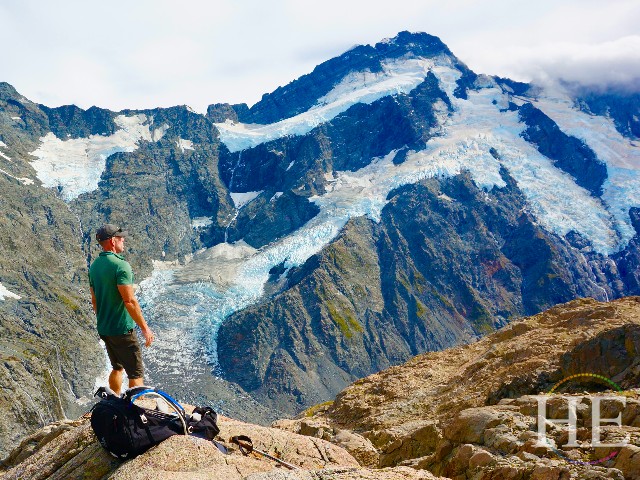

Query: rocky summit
[0,30,639,456]
[1,297,640,479]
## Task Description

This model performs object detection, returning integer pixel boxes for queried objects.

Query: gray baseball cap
[96,224,129,242]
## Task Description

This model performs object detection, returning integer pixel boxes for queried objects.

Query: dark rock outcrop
[225,190,320,248]
[39,104,118,139]
[613,207,640,295]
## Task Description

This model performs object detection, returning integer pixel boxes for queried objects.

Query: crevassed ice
[0,282,20,300]
[214,55,441,152]
[430,70,618,254]
[29,114,166,201]
[309,66,617,255]
[532,89,640,250]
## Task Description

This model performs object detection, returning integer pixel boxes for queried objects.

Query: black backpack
[90,386,220,459]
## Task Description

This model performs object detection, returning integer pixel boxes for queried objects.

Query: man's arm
[90,287,97,314]
[117,284,154,347]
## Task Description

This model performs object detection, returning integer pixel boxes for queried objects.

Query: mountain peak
[208,31,456,125]
[375,30,450,54]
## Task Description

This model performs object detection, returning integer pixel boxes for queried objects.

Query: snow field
[192,217,214,229]
[0,143,12,162]
[214,56,441,152]
[177,138,194,152]
[29,114,167,201]
[230,191,263,209]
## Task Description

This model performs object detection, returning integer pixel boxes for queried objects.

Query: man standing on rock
[89,224,154,395]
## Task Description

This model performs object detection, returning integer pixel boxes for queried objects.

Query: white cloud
[519,36,640,89]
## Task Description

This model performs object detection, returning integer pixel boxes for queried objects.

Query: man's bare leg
[129,377,144,389]
[109,369,124,395]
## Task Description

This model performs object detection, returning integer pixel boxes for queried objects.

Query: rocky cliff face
[0,83,235,456]
[0,83,105,458]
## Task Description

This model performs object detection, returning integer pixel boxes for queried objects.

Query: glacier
[532,89,640,252]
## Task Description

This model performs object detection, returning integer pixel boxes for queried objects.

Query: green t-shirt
[89,252,135,336]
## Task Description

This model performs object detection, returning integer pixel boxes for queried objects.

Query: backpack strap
[126,388,188,435]
[138,413,156,446]
[127,387,186,417]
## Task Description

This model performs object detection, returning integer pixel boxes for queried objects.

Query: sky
[0,0,638,114]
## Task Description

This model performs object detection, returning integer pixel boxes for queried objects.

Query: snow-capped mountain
[205,33,640,414]
[0,31,639,441]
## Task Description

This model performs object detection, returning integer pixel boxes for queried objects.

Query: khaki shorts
[100,329,144,379]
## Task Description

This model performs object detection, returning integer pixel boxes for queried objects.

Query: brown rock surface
[0,412,363,480]
[325,297,640,433]
[283,297,640,479]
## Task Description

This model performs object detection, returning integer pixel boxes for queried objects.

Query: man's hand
[141,327,155,347]
[117,284,154,346]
